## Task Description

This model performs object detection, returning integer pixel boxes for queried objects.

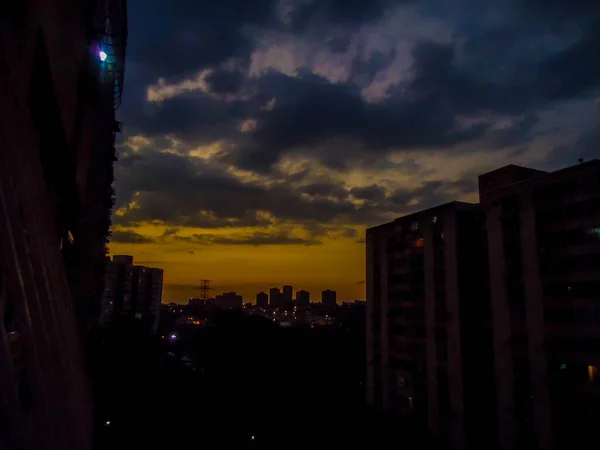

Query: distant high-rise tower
[269,287,281,309]
[296,290,310,307]
[321,290,337,308]
[256,292,269,309]
[101,256,163,332]
[282,285,294,309]
[215,292,243,310]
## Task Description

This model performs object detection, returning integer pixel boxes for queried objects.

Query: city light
[105,421,111,426]
[99,50,107,61]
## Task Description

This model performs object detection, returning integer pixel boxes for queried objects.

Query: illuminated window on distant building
[415,238,424,248]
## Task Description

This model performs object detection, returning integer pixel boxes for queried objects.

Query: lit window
[560,363,567,370]
[589,365,598,382]
[432,216,438,224]
[410,221,419,231]
[67,230,75,244]
[415,238,424,248]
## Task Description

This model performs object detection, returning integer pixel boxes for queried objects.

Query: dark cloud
[127,0,278,81]
[177,231,322,246]
[325,35,352,53]
[289,0,413,30]
[113,147,388,228]
[226,68,490,172]
[538,21,600,102]
[514,0,599,25]
[204,68,246,94]
[112,141,481,233]
[386,179,478,212]
[350,48,397,86]
[336,228,359,239]
[110,230,153,244]
[349,185,387,202]
[113,0,600,243]
[121,0,600,176]
[302,181,349,200]
[126,90,249,144]
[547,122,600,168]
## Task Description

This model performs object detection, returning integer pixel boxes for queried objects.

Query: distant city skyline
[108,245,366,304]
[185,285,349,305]
[129,273,365,304]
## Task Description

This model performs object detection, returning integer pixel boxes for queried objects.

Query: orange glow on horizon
[109,225,366,304]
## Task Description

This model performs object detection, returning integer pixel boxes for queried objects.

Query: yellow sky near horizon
[109,228,367,304]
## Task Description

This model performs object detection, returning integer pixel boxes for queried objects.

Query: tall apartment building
[0,0,127,448]
[366,160,600,450]
[101,255,163,333]
[321,289,337,308]
[296,290,310,307]
[282,285,294,309]
[215,292,243,310]
[270,287,281,309]
[366,202,495,448]
[480,161,600,450]
[256,292,269,309]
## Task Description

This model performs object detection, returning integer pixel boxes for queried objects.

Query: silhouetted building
[256,292,269,309]
[367,160,600,450]
[480,161,600,450]
[270,287,281,309]
[187,298,205,315]
[0,0,127,448]
[282,285,294,309]
[101,256,163,332]
[367,201,494,448]
[321,290,337,308]
[189,298,205,307]
[296,290,310,307]
[215,292,243,310]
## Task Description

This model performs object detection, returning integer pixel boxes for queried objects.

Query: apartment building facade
[101,255,163,333]
[366,202,496,448]
[0,0,127,448]
[481,161,600,450]
[367,160,600,450]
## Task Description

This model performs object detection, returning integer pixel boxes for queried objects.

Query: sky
[109,0,600,304]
